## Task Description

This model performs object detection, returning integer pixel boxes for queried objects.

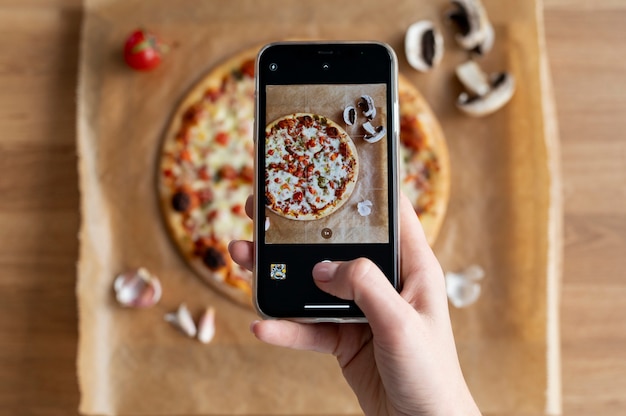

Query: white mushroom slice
[165,303,197,338]
[358,95,376,120]
[405,20,444,72]
[113,267,162,308]
[445,265,485,308]
[264,216,270,231]
[457,71,516,117]
[357,200,373,217]
[363,125,386,143]
[446,0,494,55]
[343,105,357,125]
[455,60,490,97]
[362,121,377,135]
[478,22,495,56]
[197,307,216,344]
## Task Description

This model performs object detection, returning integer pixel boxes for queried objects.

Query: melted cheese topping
[399,115,440,216]
[265,115,356,218]
[164,66,255,267]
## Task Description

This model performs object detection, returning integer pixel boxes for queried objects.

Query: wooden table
[0,0,624,414]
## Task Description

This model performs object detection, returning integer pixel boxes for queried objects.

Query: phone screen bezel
[254,42,399,322]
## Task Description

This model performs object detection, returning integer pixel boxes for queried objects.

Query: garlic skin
[357,200,373,217]
[165,303,197,337]
[113,267,162,308]
[197,307,216,344]
[445,265,485,308]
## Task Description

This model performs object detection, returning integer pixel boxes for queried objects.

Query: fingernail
[313,261,336,282]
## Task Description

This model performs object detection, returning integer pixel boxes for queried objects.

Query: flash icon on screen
[270,264,287,280]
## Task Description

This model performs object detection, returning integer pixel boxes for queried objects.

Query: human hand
[228,194,481,416]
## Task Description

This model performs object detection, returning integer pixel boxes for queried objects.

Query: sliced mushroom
[446,0,494,55]
[405,20,444,72]
[362,121,377,135]
[358,95,376,120]
[363,125,386,143]
[457,71,515,117]
[455,60,490,96]
[343,105,357,125]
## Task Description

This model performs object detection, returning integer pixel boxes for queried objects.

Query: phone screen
[255,42,399,320]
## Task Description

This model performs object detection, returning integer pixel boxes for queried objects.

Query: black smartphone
[254,41,399,322]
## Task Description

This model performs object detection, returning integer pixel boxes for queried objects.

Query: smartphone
[254,41,399,322]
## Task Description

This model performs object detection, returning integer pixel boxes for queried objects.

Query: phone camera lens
[322,63,330,71]
[269,63,278,71]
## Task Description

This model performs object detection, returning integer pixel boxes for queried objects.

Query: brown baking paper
[77,0,561,415]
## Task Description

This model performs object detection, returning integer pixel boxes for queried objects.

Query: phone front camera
[269,63,278,71]
[322,63,330,70]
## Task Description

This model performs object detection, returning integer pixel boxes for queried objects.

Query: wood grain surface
[0,0,624,415]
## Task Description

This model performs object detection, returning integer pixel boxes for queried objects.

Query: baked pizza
[398,73,450,245]
[159,47,257,306]
[158,47,449,306]
[265,113,359,220]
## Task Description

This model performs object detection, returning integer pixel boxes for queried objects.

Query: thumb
[312,259,415,336]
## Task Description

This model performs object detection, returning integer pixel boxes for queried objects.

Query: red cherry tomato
[123,29,163,71]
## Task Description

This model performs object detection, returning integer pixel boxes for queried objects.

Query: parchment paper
[77,0,561,414]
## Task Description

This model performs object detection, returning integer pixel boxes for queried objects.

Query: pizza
[264,113,359,220]
[158,47,258,306]
[158,47,449,306]
[398,73,450,245]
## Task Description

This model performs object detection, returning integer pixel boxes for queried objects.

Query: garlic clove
[445,265,485,308]
[113,267,162,308]
[357,200,373,216]
[165,303,197,337]
[197,307,216,344]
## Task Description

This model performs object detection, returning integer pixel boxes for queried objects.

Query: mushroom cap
[363,125,387,143]
[448,0,494,55]
[358,95,377,119]
[405,20,444,72]
[457,72,516,117]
